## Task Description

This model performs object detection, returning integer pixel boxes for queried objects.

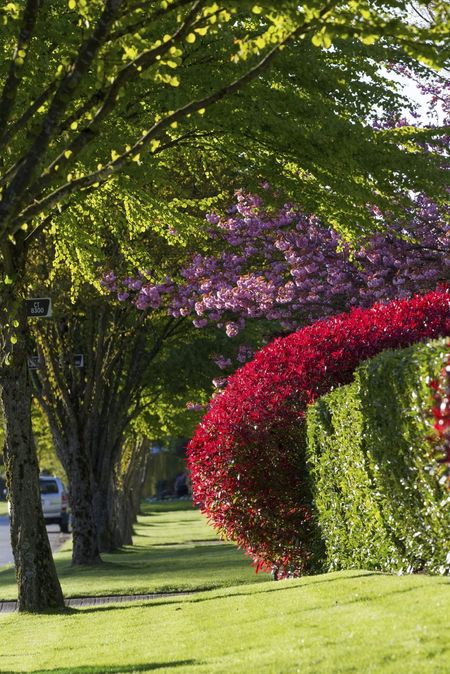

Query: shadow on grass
[0,542,257,602]
[70,572,383,615]
[76,573,447,617]
[0,661,195,674]
[140,502,195,514]
[61,544,247,573]
[136,519,198,528]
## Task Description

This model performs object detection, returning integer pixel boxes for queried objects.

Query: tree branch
[6,1,340,235]
[109,0,195,42]
[0,0,42,142]
[9,130,209,233]
[34,329,79,430]
[0,0,124,234]
[9,20,317,231]
[0,81,57,152]
[28,0,207,200]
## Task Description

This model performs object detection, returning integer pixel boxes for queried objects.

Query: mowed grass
[0,501,8,517]
[0,502,449,674]
[0,502,268,601]
[1,571,449,673]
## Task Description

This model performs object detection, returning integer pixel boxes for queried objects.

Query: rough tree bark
[32,318,102,566]
[61,436,101,565]
[0,293,64,611]
[104,436,150,550]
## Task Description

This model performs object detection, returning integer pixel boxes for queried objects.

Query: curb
[0,590,197,613]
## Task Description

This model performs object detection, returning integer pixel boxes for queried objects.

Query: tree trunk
[66,438,101,565]
[109,476,134,549]
[40,407,103,566]
[32,305,178,560]
[93,473,135,552]
[125,438,150,521]
[1,358,64,612]
[93,438,149,551]
[92,433,127,552]
[108,438,150,548]
[92,478,115,553]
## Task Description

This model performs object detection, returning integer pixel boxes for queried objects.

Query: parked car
[7,475,71,533]
[39,476,71,533]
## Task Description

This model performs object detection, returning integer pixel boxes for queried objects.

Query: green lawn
[0,502,449,674]
[0,500,8,517]
[0,502,268,601]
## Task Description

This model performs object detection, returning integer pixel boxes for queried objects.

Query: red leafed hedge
[188,288,450,577]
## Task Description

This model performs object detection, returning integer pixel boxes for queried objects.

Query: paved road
[0,516,70,566]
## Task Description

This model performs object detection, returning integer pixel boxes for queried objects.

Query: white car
[39,476,71,533]
[7,475,71,533]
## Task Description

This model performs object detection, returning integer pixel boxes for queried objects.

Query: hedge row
[189,289,450,577]
[306,338,450,575]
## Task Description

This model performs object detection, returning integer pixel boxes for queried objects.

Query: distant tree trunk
[94,437,150,551]
[92,477,114,552]
[1,313,64,611]
[92,476,133,552]
[111,437,150,547]
[35,381,102,566]
[65,437,101,565]
[107,475,134,549]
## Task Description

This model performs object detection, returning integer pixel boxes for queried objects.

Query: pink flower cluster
[103,191,450,337]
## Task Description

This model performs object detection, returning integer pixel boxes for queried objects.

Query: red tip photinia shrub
[188,288,450,577]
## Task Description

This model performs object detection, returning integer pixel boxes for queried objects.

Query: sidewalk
[0,590,197,613]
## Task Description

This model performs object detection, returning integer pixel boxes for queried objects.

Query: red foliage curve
[188,289,450,577]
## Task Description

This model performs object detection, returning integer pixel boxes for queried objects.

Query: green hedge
[306,338,450,575]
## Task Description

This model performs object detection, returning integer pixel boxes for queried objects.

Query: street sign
[26,298,52,318]
[27,355,42,370]
[73,354,84,368]
[28,353,83,370]
[59,354,84,368]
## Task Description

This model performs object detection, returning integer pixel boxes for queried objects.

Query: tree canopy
[1,0,449,265]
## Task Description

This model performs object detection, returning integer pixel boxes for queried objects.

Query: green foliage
[306,338,450,574]
[1,0,449,266]
[1,404,63,478]
[32,401,65,479]
[131,325,244,439]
